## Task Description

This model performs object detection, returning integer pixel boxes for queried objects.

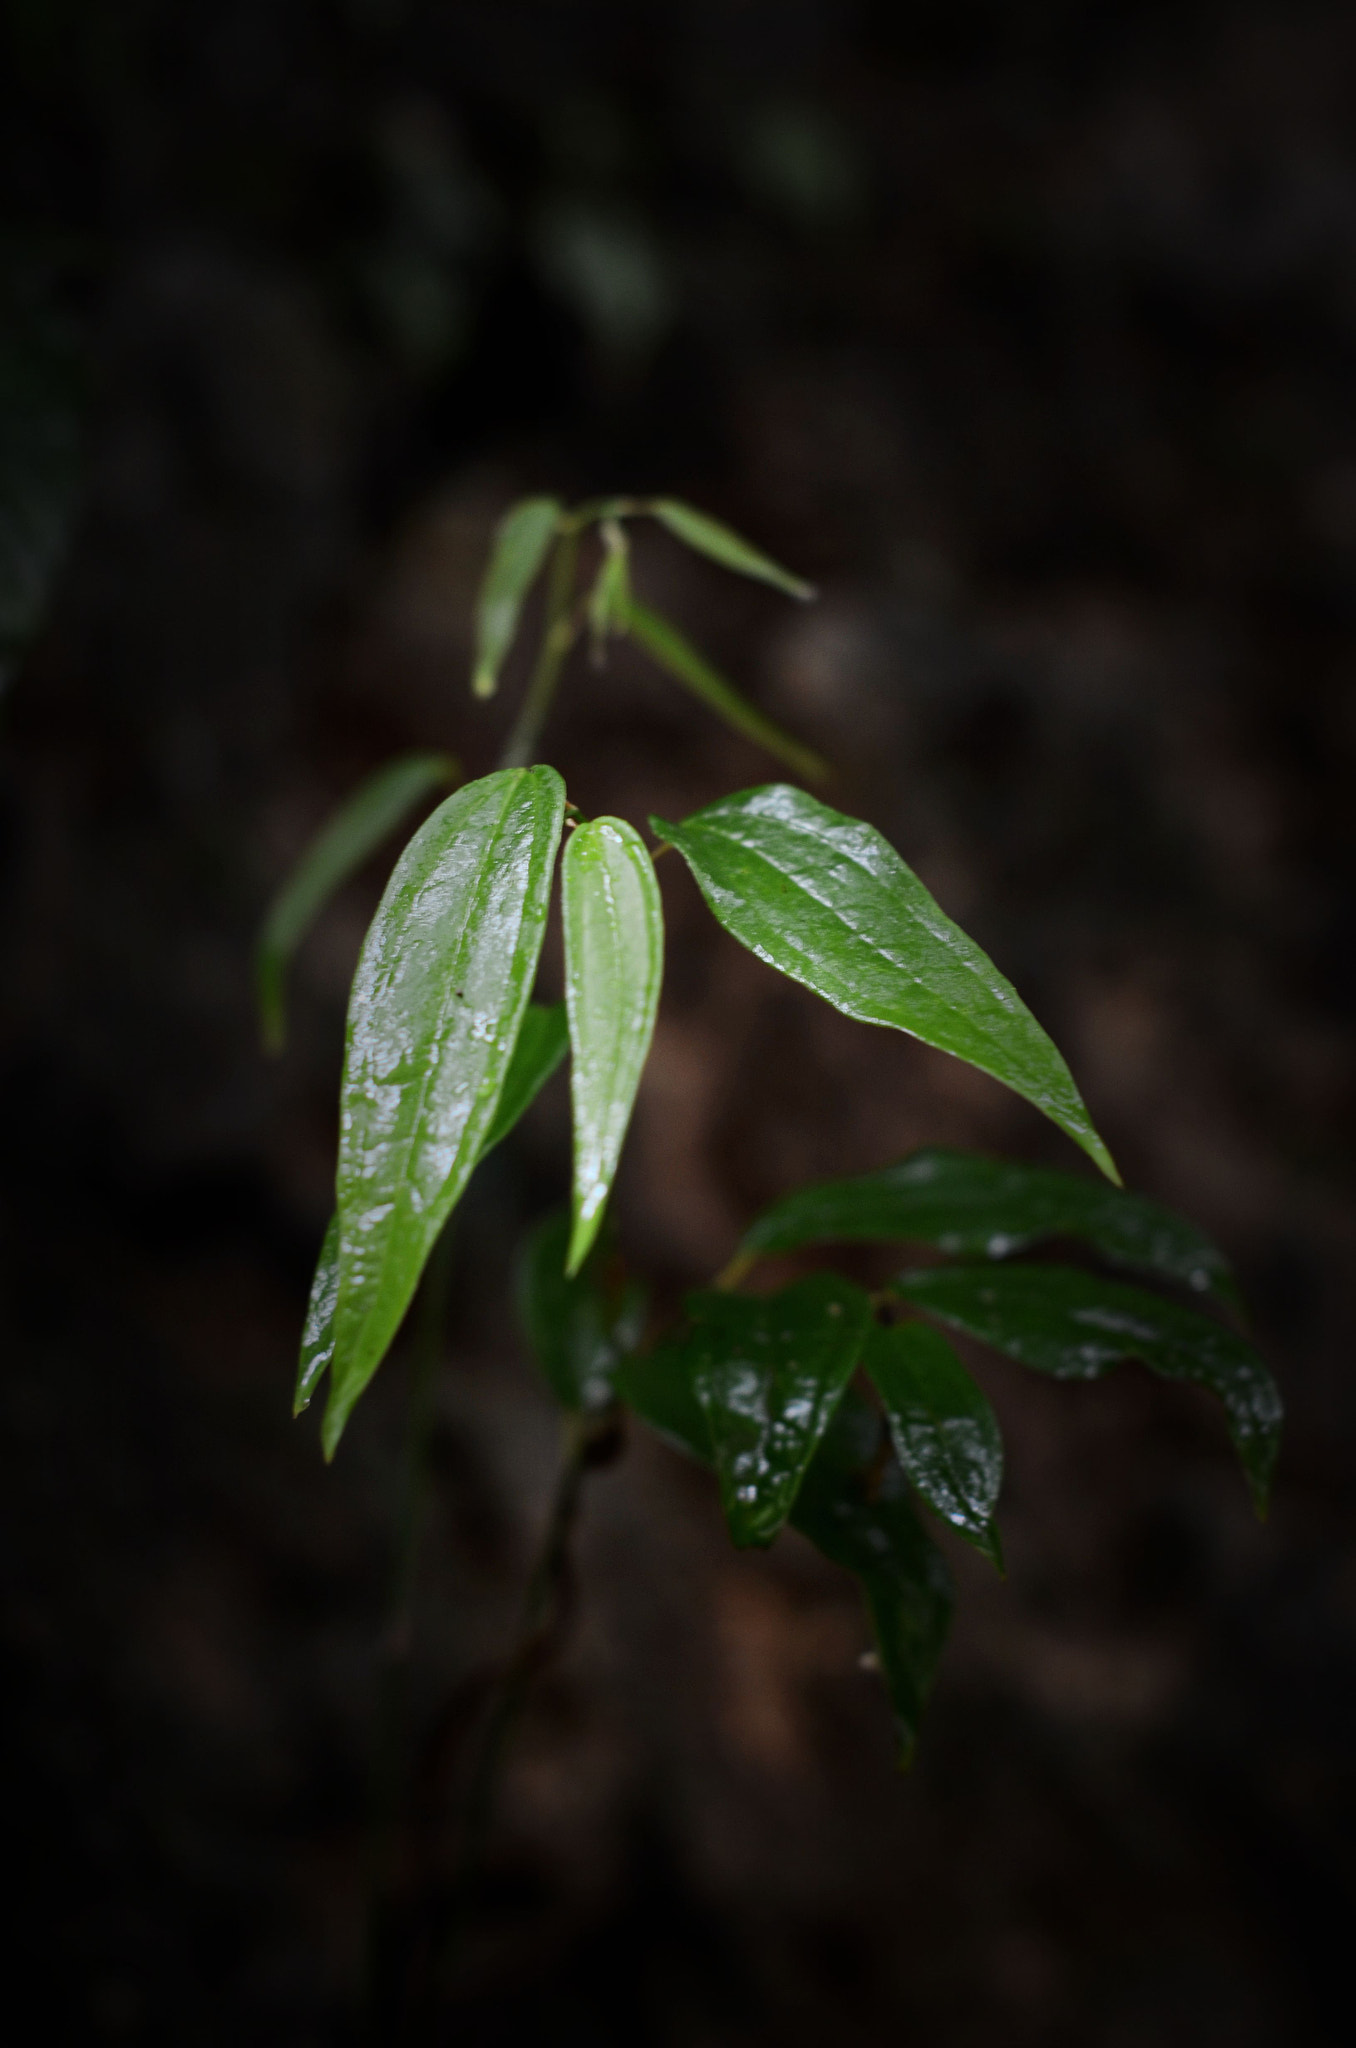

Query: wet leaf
[479,1000,569,1155]
[626,597,829,783]
[562,816,664,1274]
[648,499,816,601]
[472,495,562,699]
[517,1208,646,1412]
[645,1274,873,1546]
[325,766,565,1455]
[653,785,1117,1183]
[257,751,459,1053]
[863,1320,1002,1566]
[738,1146,1235,1309]
[294,1215,340,1416]
[894,1263,1282,1513]
[790,1389,953,1765]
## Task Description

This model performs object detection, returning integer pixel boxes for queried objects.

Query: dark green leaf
[562,816,664,1274]
[648,499,816,601]
[294,1214,340,1416]
[472,495,562,699]
[517,1208,646,1412]
[645,1275,873,1547]
[256,751,459,1053]
[326,766,565,1456]
[614,1337,711,1463]
[863,1320,1003,1566]
[653,785,1117,1183]
[478,999,569,1155]
[626,596,829,784]
[790,1389,953,1765]
[738,1146,1236,1309]
[894,1263,1282,1513]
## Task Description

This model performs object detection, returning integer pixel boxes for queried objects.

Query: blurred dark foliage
[3,1,1356,2042]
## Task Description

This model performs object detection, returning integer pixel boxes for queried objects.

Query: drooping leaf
[648,499,816,601]
[587,518,630,654]
[325,766,566,1455]
[863,1320,1003,1567]
[790,1389,953,1766]
[617,1331,951,1761]
[479,1000,569,1155]
[644,1275,873,1547]
[562,816,664,1275]
[652,785,1117,1183]
[256,751,459,1053]
[517,1207,646,1413]
[472,495,562,699]
[294,1214,341,1415]
[894,1263,1282,1513]
[737,1146,1236,1309]
[626,597,829,784]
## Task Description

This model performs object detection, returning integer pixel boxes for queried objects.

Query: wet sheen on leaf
[653,785,1116,1182]
[863,1320,1003,1567]
[518,1208,646,1412]
[894,1262,1282,1513]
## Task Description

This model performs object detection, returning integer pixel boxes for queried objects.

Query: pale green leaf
[562,817,664,1275]
[625,596,829,783]
[652,784,1117,1183]
[649,499,816,601]
[472,495,562,699]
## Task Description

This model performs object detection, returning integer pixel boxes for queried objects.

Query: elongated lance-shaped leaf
[894,1263,1282,1513]
[863,1320,1003,1567]
[562,817,664,1275]
[645,1274,873,1546]
[648,499,816,601]
[518,1207,646,1413]
[325,767,565,1456]
[790,1388,953,1766]
[588,519,630,655]
[653,785,1117,1183]
[472,495,562,699]
[293,1000,567,1418]
[736,1146,1235,1309]
[626,596,829,784]
[257,751,459,1053]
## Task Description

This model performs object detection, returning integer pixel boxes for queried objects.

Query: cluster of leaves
[261,495,1281,1760]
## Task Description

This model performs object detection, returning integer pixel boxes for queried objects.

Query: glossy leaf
[562,817,664,1275]
[791,1389,953,1764]
[652,784,1117,1183]
[894,1263,1282,1513]
[617,1339,951,1761]
[256,751,459,1053]
[517,1208,646,1412]
[294,1214,340,1415]
[472,495,562,699]
[626,596,829,784]
[479,1000,569,1155]
[738,1146,1236,1309]
[648,499,816,601]
[647,1274,873,1547]
[863,1320,1003,1566]
[325,766,566,1455]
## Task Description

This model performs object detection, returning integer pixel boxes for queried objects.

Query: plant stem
[498,530,580,770]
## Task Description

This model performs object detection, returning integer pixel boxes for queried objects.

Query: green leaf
[325,766,566,1456]
[863,1320,1003,1567]
[562,816,664,1275]
[625,596,829,784]
[587,518,630,652]
[893,1263,1282,1513]
[617,1333,951,1761]
[256,751,459,1053]
[479,1000,569,1155]
[652,785,1117,1184]
[789,1389,953,1766]
[472,495,562,699]
[646,1274,873,1547]
[294,1214,341,1415]
[648,499,816,601]
[517,1207,646,1412]
[737,1146,1235,1309]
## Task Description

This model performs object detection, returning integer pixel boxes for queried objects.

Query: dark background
[3,2,1355,2041]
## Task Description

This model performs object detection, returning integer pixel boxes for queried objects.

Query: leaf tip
[472,665,498,701]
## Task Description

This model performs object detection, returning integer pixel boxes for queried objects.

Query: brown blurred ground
[3,3,1355,2043]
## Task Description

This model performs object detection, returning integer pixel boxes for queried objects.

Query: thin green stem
[498,530,580,770]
